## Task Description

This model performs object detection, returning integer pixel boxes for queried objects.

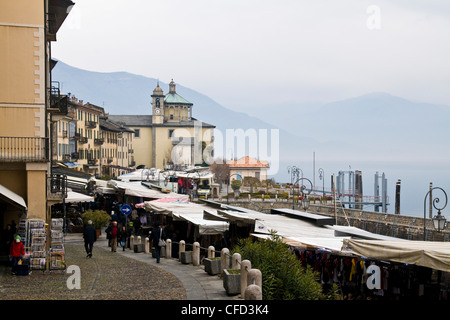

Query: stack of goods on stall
[49,218,65,271]
[26,218,47,271]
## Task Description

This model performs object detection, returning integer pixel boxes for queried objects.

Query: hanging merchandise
[26,218,47,272]
[49,218,66,272]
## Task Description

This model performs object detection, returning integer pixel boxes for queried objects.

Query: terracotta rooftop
[227,156,269,168]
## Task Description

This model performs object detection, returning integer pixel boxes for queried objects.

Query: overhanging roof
[0,184,27,210]
[271,208,335,226]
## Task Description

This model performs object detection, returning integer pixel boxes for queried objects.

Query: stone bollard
[166,239,172,258]
[136,236,141,244]
[145,237,150,253]
[244,284,263,300]
[130,235,134,249]
[192,242,200,266]
[221,248,230,275]
[207,246,215,259]
[232,253,241,270]
[240,260,251,298]
[247,269,262,289]
[179,240,185,262]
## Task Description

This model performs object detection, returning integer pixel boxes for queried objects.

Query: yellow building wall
[0,0,44,26]
[0,0,48,223]
[26,163,47,220]
[130,127,152,168]
[154,126,214,169]
[0,107,44,137]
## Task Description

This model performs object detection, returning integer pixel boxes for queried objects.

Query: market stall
[342,239,450,273]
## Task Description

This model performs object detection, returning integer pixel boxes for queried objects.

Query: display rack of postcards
[49,218,66,272]
[26,218,47,271]
[18,219,27,243]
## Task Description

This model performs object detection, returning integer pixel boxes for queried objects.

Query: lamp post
[318,168,325,201]
[294,177,313,212]
[288,166,300,210]
[423,186,447,241]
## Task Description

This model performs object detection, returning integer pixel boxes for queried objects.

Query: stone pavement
[88,232,241,301]
[0,231,241,301]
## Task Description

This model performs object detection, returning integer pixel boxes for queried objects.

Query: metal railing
[0,137,49,162]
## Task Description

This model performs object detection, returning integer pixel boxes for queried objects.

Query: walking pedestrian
[10,235,25,275]
[119,225,128,251]
[83,220,96,258]
[151,223,166,263]
[110,221,119,252]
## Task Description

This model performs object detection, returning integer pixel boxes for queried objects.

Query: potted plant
[223,269,241,295]
[81,209,111,238]
[204,257,221,275]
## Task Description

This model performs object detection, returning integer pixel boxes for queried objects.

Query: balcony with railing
[79,137,88,144]
[85,120,97,128]
[0,137,49,162]
[47,174,67,203]
[48,81,68,116]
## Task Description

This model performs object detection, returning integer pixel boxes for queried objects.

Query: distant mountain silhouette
[52,60,450,181]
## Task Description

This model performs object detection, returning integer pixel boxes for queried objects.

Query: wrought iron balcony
[47,174,67,203]
[48,81,68,115]
[79,137,88,144]
[94,138,104,145]
[85,120,97,128]
[0,137,49,162]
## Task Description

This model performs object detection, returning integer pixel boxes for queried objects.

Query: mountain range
[52,60,450,183]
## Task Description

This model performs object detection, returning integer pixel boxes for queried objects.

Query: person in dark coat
[119,225,129,251]
[151,223,166,263]
[83,220,96,258]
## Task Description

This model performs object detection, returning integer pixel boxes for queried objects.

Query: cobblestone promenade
[0,232,237,301]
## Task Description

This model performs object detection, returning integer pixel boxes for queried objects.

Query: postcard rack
[26,218,47,271]
[49,218,66,272]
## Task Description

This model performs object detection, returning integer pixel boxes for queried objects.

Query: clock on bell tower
[151,81,164,124]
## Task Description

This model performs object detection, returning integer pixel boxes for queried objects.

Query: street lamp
[288,166,303,210]
[318,168,325,200]
[423,186,448,240]
[294,177,313,212]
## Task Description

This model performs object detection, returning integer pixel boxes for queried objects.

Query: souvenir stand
[26,218,47,272]
[49,218,66,272]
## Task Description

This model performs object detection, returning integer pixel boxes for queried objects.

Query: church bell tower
[151,81,164,124]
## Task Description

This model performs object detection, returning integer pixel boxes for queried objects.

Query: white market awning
[0,184,27,209]
[144,198,229,235]
[65,190,94,203]
[173,213,229,235]
[108,180,188,200]
[342,239,450,273]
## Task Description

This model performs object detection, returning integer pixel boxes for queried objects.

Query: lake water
[272,160,450,219]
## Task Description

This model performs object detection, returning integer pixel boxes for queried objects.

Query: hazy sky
[53,0,450,111]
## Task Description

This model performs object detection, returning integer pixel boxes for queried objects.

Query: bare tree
[210,159,230,185]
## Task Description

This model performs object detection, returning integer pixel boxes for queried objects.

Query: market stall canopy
[342,239,450,273]
[144,198,229,235]
[200,200,407,253]
[107,180,188,201]
[65,190,95,203]
[117,168,162,182]
[0,184,27,210]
